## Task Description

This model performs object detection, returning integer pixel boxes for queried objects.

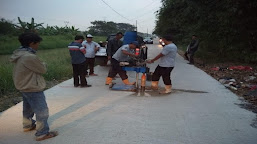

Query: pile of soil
[178,50,257,113]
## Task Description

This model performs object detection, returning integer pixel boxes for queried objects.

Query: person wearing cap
[105,41,139,85]
[82,34,100,76]
[146,35,177,94]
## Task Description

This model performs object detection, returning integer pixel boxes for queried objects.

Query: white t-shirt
[159,43,177,67]
[82,41,100,58]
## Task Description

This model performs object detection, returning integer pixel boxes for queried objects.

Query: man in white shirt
[82,34,100,76]
[147,35,177,94]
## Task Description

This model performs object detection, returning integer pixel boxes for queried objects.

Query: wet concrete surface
[0,41,257,144]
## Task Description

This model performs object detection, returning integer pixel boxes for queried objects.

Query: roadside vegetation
[154,0,257,63]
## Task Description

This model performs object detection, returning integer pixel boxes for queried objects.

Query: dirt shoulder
[178,50,257,114]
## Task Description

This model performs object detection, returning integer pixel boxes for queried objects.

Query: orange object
[135,48,140,56]
[141,73,146,87]
[141,73,146,92]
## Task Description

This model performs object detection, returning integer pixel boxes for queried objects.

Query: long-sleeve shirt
[10,48,47,92]
[107,38,123,57]
[189,39,199,52]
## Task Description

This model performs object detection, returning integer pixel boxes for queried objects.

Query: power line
[100,0,132,22]
[131,6,159,21]
[134,0,157,13]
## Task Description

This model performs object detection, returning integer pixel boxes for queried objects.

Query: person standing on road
[146,35,177,94]
[105,41,139,85]
[10,32,58,141]
[106,32,123,79]
[82,34,100,76]
[107,32,123,61]
[68,35,91,87]
[184,35,199,64]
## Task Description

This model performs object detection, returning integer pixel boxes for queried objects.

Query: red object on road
[211,67,220,71]
[228,66,253,71]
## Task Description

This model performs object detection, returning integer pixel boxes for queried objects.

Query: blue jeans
[22,91,49,136]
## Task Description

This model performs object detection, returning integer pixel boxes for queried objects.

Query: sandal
[36,131,58,141]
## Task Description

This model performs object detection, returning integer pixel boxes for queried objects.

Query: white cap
[86,34,93,38]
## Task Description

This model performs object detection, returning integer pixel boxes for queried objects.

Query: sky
[0,0,162,34]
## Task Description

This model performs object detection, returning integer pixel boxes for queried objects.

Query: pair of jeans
[22,91,49,137]
[152,65,174,85]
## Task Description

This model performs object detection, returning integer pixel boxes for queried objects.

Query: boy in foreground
[10,32,58,141]
[146,35,177,94]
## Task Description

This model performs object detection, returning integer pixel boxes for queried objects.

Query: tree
[154,0,257,62]
[0,18,16,35]
[16,17,44,33]
[87,20,136,36]
[116,23,136,33]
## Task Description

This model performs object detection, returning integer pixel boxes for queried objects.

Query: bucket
[123,31,137,45]
[146,72,153,81]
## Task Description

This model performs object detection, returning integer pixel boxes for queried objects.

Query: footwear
[105,77,113,85]
[151,81,159,90]
[159,85,172,94]
[89,73,98,76]
[187,63,194,65]
[36,131,58,141]
[146,81,159,90]
[23,124,36,132]
[122,79,135,85]
[81,84,92,87]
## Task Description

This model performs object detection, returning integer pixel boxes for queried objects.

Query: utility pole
[64,21,69,27]
[135,20,137,32]
[147,28,148,37]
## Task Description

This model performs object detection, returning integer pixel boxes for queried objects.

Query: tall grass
[38,48,73,81]
[0,35,106,55]
[0,48,73,97]
[0,56,15,95]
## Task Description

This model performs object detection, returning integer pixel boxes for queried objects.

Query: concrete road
[1,41,257,144]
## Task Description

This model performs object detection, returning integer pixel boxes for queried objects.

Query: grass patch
[0,35,106,55]
[0,48,74,96]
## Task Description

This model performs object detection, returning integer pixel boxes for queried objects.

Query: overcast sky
[0,0,162,34]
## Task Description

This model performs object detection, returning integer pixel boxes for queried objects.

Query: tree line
[0,18,136,37]
[154,0,257,63]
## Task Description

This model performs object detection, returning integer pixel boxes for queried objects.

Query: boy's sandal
[36,131,58,141]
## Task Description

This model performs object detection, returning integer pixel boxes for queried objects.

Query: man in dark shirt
[184,35,199,64]
[68,35,91,87]
[107,32,123,60]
